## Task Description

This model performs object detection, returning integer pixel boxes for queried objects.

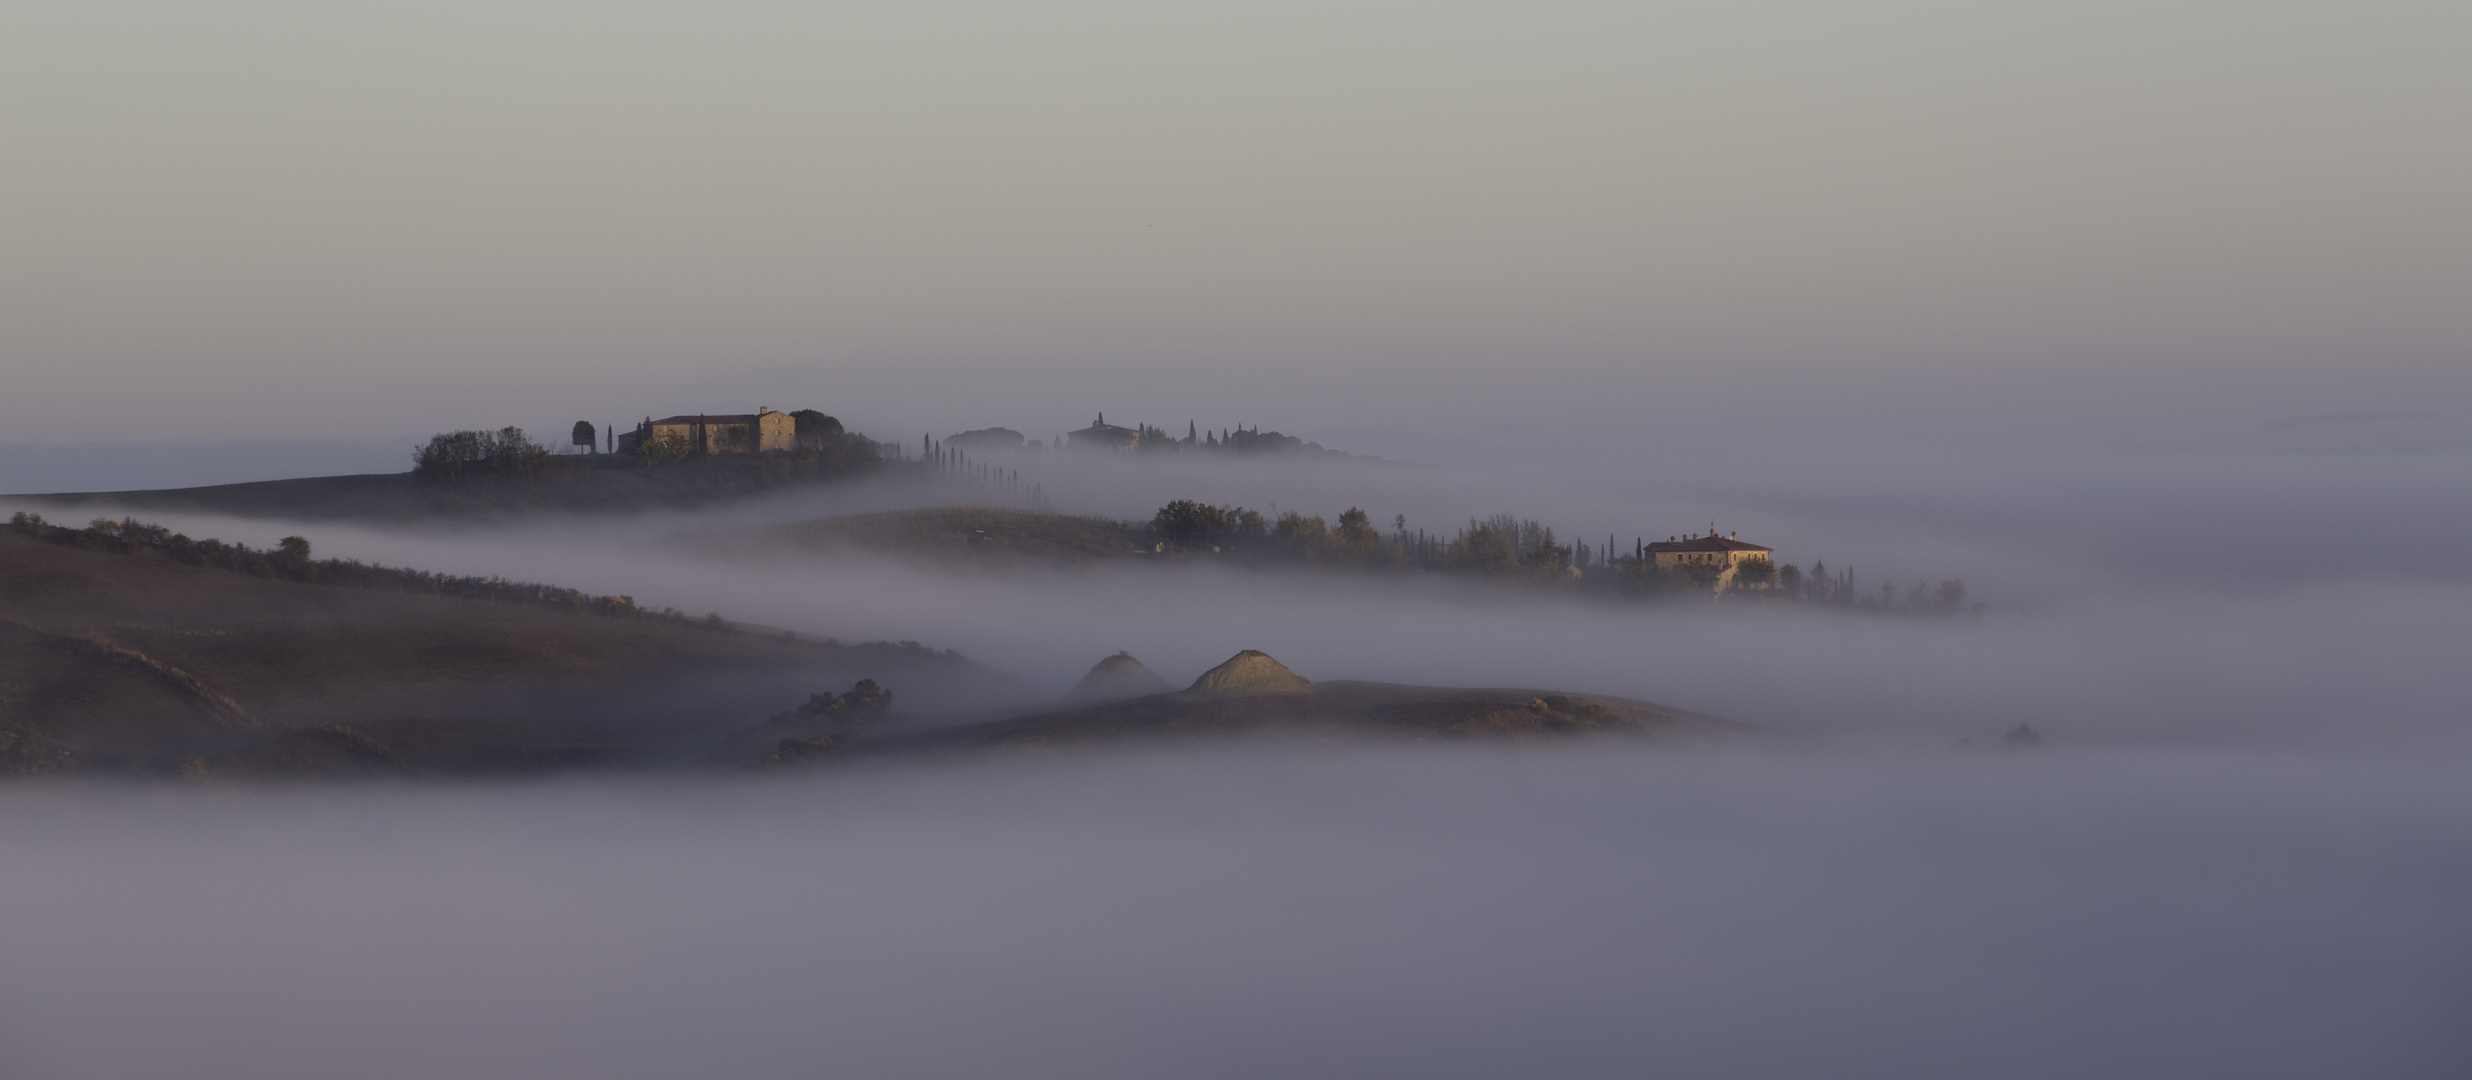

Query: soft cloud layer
[21,440,2467,750]
[3,749,2466,1079]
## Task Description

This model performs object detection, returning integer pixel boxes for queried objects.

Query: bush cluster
[414,427,550,480]
[757,678,892,765]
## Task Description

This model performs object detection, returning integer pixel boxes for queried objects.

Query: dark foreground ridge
[0,517,1002,778]
[0,518,1752,780]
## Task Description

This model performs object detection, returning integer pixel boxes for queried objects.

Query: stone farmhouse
[1645,528,1774,590]
[617,408,796,455]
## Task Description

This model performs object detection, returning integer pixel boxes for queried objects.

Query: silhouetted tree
[1271,511,1331,558]
[413,427,548,480]
[571,421,597,453]
[1151,499,1225,550]
[1934,578,1968,610]
[791,409,844,450]
[1446,517,1523,574]
[1150,500,1266,551]
[633,431,692,465]
[1334,507,1381,558]
[274,536,312,575]
[1669,558,1723,595]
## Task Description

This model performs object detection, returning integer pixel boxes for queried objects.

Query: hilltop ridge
[14,447,887,522]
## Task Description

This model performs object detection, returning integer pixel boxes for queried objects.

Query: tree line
[409,420,886,507]
[1145,500,1975,612]
[413,427,551,480]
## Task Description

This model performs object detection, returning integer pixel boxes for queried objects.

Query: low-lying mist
[21,442,2467,749]
[3,746,2466,1079]
[11,432,2469,1079]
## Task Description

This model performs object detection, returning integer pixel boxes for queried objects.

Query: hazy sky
[5,0,2468,455]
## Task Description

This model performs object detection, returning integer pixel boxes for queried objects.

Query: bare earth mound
[899,681,1754,750]
[1187,650,1313,694]
[1069,652,1173,702]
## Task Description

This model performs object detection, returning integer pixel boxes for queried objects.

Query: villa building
[1645,529,1774,590]
[618,408,795,454]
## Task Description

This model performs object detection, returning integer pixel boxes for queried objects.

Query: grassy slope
[0,531,991,775]
[15,451,887,521]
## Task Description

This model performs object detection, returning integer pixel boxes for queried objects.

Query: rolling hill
[14,448,887,522]
[0,525,1003,777]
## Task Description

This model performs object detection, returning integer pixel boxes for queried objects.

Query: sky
[4,0,2469,467]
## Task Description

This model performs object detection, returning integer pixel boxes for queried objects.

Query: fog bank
[3,748,2465,1079]
[23,439,2466,750]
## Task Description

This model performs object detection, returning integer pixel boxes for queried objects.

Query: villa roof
[1645,534,1772,554]
[649,414,766,426]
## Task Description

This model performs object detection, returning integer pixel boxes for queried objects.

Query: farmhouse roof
[1645,534,1772,554]
[650,413,765,425]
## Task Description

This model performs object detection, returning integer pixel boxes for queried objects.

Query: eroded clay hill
[867,650,1754,753]
[1069,652,1173,702]
[1186,650,1314,694]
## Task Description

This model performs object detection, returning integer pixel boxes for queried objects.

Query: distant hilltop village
[411,406,892,486]
[1061,415,1363,458]
[906,415,1371,463]
[431,406,1362,475]
[548,409,1362,463]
